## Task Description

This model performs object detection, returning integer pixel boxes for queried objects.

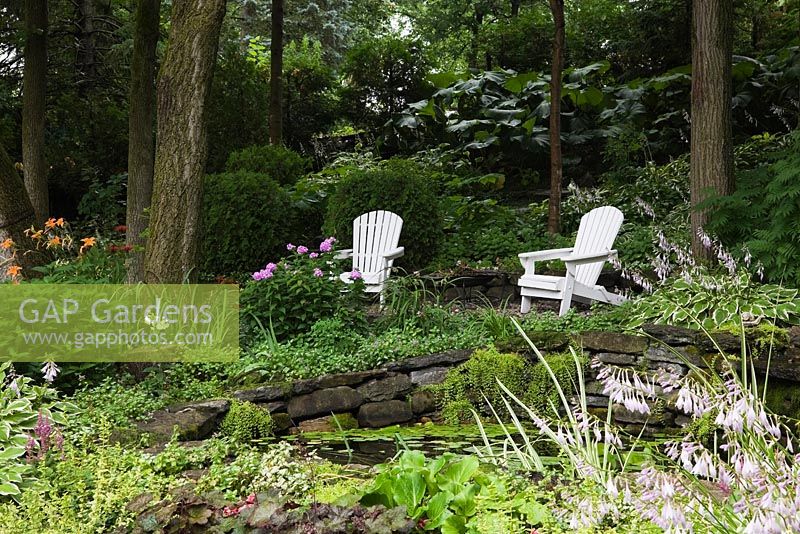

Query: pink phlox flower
[309,252,318,259]
[313,268,324,277]
[349,269,362,280]
[286,243,295,251]
[297,245,308,254]
[319,237,336,253]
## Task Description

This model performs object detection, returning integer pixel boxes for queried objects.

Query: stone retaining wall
[136,324,800,442]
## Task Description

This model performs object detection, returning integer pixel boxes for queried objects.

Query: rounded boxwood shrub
[225,144,310,186]
[323,159,444,270]
[220,400,274,442]
[200,171,290,275]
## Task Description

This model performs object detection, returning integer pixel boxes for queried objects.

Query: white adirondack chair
[518,206,626,316]
[336,210,405,300]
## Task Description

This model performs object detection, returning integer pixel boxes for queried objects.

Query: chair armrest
[518,247,574,261]
[334,249,353,260]
[381,247,405,260]
[563,250,617,266]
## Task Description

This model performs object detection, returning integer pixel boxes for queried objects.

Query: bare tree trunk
[126,0,161,283]
[511,0,520,17]
[269,0,284,145]
[22,0,48,224]
[547,0,564,234]
[143,0,227,283]
[0,145,48,275]
[690,0,733,260]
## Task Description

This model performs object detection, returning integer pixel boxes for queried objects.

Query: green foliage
[219,400,273,442]
[520,308,625,335]
[238,312,487,384]
[324,158,445,269]
[438,349,530,423]
[32,245,127,284]
[359,450,553,532]
[706,132,800,287]
[200,172,291,276]
[77,173,127,230]
[524,352,584,416]
[206,43,270,172]
[627,270,800,329]
[0,431,173,533]
[239,247,365,343]
[224,144,310,186]
[340,35,431,129]
[0,363,76,498]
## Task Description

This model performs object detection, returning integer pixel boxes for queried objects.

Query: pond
[269,423,563,466]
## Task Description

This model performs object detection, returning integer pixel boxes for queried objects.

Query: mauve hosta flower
[313,268,323,277]
[674,382,712,418]
[296,245,308,254]
[634,467,693,533]
[41,361,59,382]
[595,362,656,415]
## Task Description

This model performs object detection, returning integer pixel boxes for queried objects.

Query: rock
[233,384,289,403]
[753,350,800,381]
[357,374,412,402]
[386,349,474,373]
[596,352,638,366]
[789,326,800,347]
[297,413,359,433]
[524,332,570,351]
[264,401,287,413]
[292,370,387,395]
[409,367,449,386]
[575,332,648,354]
[611,405,656,425]
[272,413,293,434]
[647,361,687,377]
[674,415,692,427]
[645,345,705,367]
[136,399,230,441]
[357,400,413,428]
[287,386,363,419]
[410,389,437,414]
[585,395,610,407]
[584,380,606,396]
[641,324,698,345]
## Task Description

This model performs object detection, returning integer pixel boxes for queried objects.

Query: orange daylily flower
[45,218,57,229]
[55,218,65,227]
[47,236,61,247]
[80,237,97,253]
[0,238,13,250]
[6,265,21,278]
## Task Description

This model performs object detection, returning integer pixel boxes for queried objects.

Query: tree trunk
[22,0,48,224]
[269,0,283,145]
[547,0,564,234]
[126,0,161,283]
[0,145,48,275]
[511,0,520,17]
[143,0,227,283]
[690,0,733,260]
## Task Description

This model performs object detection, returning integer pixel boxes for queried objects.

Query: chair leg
[559,272,576,316]
[520,295,532,314]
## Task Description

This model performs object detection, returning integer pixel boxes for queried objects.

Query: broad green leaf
[441,514,466,534]
[438,456,479,493]
[394,472,426,516]
[424,491,453,530]
[0,482,20,496]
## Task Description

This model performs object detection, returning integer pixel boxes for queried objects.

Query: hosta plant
[627,270,800,329]
[0,363,76,497]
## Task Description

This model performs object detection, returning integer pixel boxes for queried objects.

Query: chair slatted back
[352,210,404,274]
[572,206,624,286]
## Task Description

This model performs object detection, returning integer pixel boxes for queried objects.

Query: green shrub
[239,244,365,343]
[438,348,530,423]
[200,172,290,275]
[706,132,800,287]
[323,159,444,270]
[224,145,310,186]
[524,352,584,415]
[220,400,274,442]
